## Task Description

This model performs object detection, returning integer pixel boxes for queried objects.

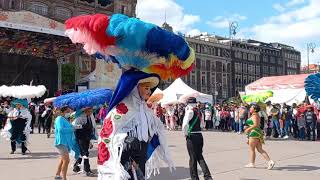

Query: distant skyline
[137,0,320,65]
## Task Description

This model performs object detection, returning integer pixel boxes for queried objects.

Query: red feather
[65,14,116,50]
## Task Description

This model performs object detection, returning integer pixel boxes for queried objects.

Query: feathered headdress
[305,73,320,101]
[0,85,46,99]
[53,88,113,110]
[65,14,195,80]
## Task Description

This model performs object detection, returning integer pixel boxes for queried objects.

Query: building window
[243,53,248,60]
[263,55,268,62]
[55,7,72,20]
[191,75,195,84]
[255,65,260,74]
[9,0,15,9]
[201,60,206,70]
[201,75,206,85]
[211,48,215,55]
[211,61,215,70]
[222,64,226,72]
[99,0,112,6]
[243,64,247,73]
[196,44,200,53]
[29,2,48,16]
[270,56,275,63]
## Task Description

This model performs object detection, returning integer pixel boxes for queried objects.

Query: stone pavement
[1,130,320,180]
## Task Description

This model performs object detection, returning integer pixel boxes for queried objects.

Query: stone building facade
[160,30,301,102]
[0,0,137,22]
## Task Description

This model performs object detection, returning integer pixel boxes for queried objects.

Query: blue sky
[137,0,320,65]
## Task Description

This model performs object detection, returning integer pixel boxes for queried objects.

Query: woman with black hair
[54,106,79,180]
[244,104,275,170]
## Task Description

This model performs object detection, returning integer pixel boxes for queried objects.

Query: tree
[62,64,75,89]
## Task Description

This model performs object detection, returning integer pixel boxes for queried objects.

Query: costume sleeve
[182,107,194,136]
[41,110,47,118]
[56,117,73,134]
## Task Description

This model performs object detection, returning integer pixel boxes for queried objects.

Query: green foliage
[62,64,75,87]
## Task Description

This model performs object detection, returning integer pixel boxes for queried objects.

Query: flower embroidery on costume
[98,142,110,165]
[98,117,113,165]
[100,117,113,138]
[116,103,128,114]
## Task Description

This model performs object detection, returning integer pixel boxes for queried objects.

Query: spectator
[297,113,306,141]
[304,106,317,141]
[271,104,281,138]
[97,104,107,125]
[204,104,213,130]
[38,103,46,134]
[238,103,248,134]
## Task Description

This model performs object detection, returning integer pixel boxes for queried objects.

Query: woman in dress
[244,104,275,170]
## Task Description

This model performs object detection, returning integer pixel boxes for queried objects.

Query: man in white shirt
[182,97,212,180]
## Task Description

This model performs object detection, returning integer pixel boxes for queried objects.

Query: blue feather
[145,26,190,60]
[305,73,320,101]
[53,88,113,110]
[107,14,155,52]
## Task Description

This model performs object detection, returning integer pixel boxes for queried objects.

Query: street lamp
[229,21,238,39]
[229,21,238,97]
[307,43,316,73]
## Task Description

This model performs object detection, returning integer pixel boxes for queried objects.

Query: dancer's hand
[244,128,251,134]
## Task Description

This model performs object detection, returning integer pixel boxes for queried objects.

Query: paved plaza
[1,130,320,180]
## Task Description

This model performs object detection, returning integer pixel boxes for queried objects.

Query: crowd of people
[6,93,320,179]
[153,100,320,141]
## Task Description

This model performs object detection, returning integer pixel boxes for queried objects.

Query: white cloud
[186,29,201,36]
[273,3,286,12]
[286,0,305,7]
[136,0,200,33]
[206,14,247,29]
[245,0,320,65]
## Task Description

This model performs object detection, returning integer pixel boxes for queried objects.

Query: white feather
[0,85,47,99]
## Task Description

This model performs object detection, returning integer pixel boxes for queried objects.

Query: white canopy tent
[245,74,310,105]
[160,78,213,105]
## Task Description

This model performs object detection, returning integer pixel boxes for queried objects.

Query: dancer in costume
[64,12,195,180]
[41,104,53,138]
[73,107,98,176]
[182,97,212,180]
[0,85,46,154]
[53,88,112,178]
[54,106,79,180]
[244,104,275,169]
[3,99,32,155]
[97,70,174,180]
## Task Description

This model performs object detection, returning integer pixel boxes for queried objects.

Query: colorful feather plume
[53,88,113,110]
[65,13,195,80]
[305,73,320,101]
[0,85,46,99]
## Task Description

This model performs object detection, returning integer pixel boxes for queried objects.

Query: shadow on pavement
[0,151,58,160]
[149,167,192,180]
[273,165,320,171]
